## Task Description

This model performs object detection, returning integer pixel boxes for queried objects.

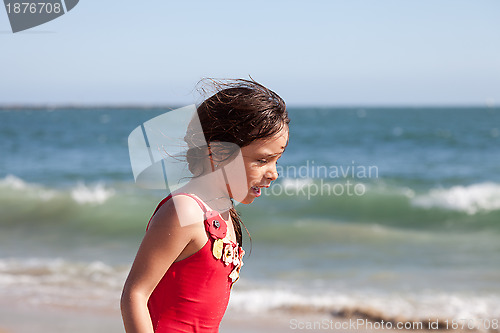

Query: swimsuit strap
[146,193,208,231]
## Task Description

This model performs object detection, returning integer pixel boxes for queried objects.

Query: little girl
[121,78,290,333]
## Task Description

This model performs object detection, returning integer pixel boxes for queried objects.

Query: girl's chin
[240,196,255,205]
[230,186,260,204]
[232,192,257,205]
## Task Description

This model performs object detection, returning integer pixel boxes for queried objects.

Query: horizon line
[0,103,498,110]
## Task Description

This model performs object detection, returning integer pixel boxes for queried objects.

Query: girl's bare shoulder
[148,195,206,233]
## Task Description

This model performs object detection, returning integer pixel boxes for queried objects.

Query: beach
[1,106,499,332]
[2,298,495,333]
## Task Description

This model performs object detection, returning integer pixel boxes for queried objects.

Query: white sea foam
[0,174,57,201]
[0,175,116,205]
[0,174,28,190]
[411,182,500,214]
[229,285,500,321]
[0,258,127,309]
[281,178,314,190]
[1,258,499,320]
[70,182,116,205]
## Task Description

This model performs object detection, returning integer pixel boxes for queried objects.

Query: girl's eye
[258,159,268,164]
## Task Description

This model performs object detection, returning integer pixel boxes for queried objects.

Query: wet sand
[1,299,489,333]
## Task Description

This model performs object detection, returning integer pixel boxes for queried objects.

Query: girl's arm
[120,196,205,333]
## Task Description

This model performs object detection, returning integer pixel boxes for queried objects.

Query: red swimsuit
[146,193,244,333]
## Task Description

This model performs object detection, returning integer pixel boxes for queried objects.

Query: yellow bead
[212,239,224,259]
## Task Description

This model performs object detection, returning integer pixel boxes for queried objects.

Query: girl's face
[227,126,289,205]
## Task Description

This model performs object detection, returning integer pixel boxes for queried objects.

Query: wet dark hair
[184,78,289,246]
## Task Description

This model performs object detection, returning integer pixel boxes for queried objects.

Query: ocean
[1,106,499,323]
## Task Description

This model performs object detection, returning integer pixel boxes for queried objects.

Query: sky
[1,0,499,107]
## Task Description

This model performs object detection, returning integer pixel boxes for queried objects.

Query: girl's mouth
[250,185,261,197]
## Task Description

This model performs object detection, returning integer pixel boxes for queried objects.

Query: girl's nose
[266,166,279,181]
